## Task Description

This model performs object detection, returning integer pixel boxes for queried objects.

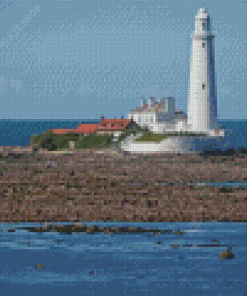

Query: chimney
[141,98,146,107]
[160,97,167,105]
[160,97,175,114]
[148,97,156,108]
[101,115,104,120]
[121,116,124,119]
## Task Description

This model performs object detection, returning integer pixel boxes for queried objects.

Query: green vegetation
[30,130,59,151]
[76,134,113,149]
[135,132,208,143]
[135,134,169,142]
[115,120,152,149]
[30,129,114,151]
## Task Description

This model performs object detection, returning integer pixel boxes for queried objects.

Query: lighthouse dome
[196,7,209,19]
[199,7,207,13]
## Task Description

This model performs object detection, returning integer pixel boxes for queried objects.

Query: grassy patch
[30,130,113,150]
[76,135,113,149]
[135,134,169,142]
[135,132,208,143]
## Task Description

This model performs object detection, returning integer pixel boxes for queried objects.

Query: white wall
[121,135,226,153]
[188,9,218,132]
[165,98,175,115]
[129,112,155,129]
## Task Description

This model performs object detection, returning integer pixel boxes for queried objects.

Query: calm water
[0,119,247,148]
[0,222,247,296]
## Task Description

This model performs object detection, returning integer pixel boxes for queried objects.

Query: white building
[128,7,224,137]
[187,7,218,132]
[128,97,188,134]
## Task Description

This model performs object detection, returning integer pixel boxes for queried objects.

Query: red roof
[51,128,79,134]
[51,124,98,135]
[100,119,130,124]
[75,123,100,134]
[97,119,131,131]
[51,118,131,135]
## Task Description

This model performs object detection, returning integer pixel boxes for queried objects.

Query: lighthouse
[187,8,218,132]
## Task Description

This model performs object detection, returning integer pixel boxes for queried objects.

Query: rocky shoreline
[0,146,247,223]
[4,224,184,235]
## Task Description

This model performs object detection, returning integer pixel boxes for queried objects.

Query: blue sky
[0,0,246,120]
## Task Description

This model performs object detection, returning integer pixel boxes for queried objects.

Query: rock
[35,264,45,269]
[212,239,220,245]
[89,271,96,275]
[174,230,184,235]
[45,161,57,168]
[218,247,234,259]
[171,244,180,249]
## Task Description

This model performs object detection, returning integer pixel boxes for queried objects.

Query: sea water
[0,222,247,296]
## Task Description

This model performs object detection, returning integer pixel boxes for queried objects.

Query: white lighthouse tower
[187,8,218,132]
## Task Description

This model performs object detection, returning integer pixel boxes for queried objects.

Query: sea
[0,222,247,296]
[0,119,247,295]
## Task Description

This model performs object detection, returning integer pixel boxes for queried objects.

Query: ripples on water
[0,222,247,295]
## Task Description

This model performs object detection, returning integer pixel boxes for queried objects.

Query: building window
[202,42,205,48]
[202,23,206,30]
[202,84,205,90]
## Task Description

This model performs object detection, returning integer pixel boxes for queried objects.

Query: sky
[0,0,246,120]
